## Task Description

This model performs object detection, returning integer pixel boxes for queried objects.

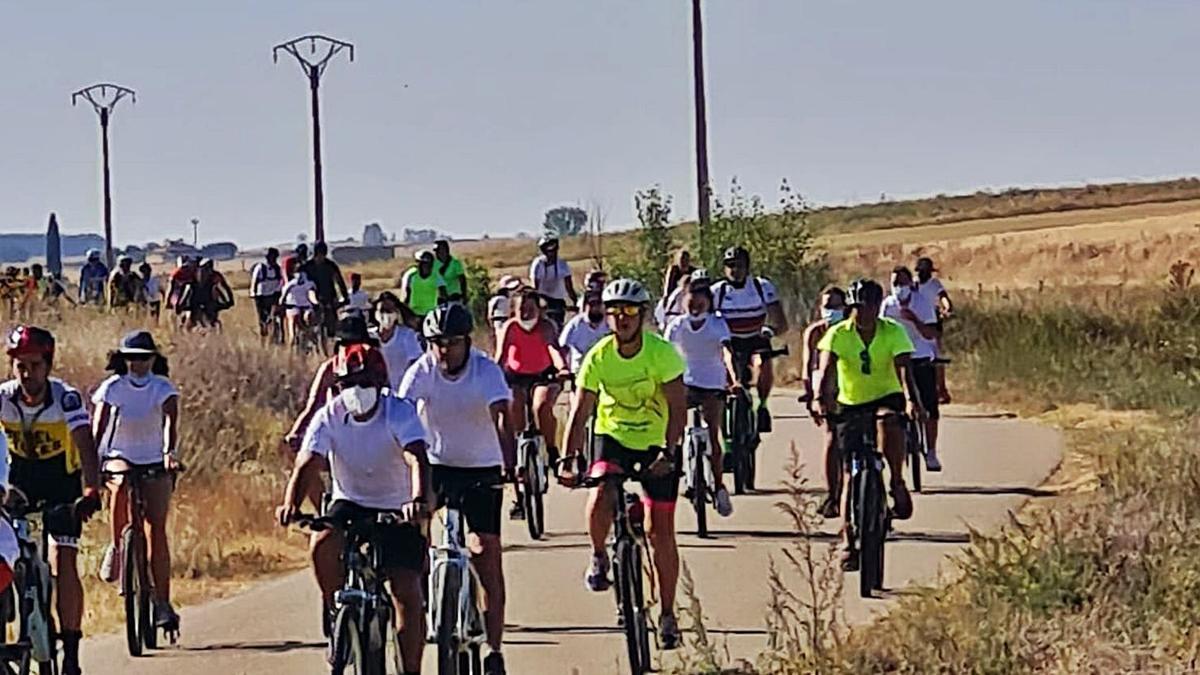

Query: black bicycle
[514,371,564,540]
[579,470,656,675]
[828,408,895,599]
[103,464,182,656]
[724,342,789,494]
[904,414,926,494]
[0,491,72,675]
[293,510,410,675]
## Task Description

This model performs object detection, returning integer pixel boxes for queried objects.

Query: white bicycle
[681,405,716,538]
[1,490,68,675]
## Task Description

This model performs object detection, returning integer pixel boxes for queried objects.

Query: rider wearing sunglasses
[815,279,923,566]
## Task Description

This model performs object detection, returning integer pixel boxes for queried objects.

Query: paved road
[83,395,1061,674]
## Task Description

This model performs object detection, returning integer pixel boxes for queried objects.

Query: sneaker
[484,652,507,675]
[714,486,734,518]
[154,599,180,630]
[659,612,681,650]
[890,480,914,520]
[839,541,860,571]
[819,495,840,519]
[925,449,943,472]
[508,500,525,520]
[938,389,952,405]
[756,405,772,434]
[585,553,611,592]
[99,543,120,583]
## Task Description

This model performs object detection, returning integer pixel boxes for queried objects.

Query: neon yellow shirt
[402,267,445,317]
[816,318,914,406]
[438,257,466,298]
[578,332,685,451]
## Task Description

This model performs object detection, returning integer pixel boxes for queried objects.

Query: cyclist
[559,291,610,375]
[400,249,447,320]
[301,242,349,345]
[399,304,515,675]
[800,286,848,517]
[434,239,468,303]
[559,279,687,650]
[662,249,695,302]
[277,344,430,675]
[529,236,577,327]
[166,255,197,320]
[495,287,569,505]
[914,256,954,404]
[711,246,788,433]
[815,279,922,568]
[92,331,181,631]
[374,291,423,391]
[180,259,233,330]
[282,243,309,282]
[107,256,142,309]
[345,273,371,315]
[487,275,522,339]
[140,262,163,323]
[250,248,285,338]
[279,267,318,347]
[882,266,942,471]
[663,271,735,518]
[0,326,102,675]
[78,249,108,305]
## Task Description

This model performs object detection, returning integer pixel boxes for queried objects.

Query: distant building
[331,245,394,265]
[201,242,239,261]
[363,223,386,247]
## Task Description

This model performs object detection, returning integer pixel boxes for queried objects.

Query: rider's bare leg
[533,384,560,454]
[387,568,426,673]
[701,396,726,487]
[143,477,174,603]
[646,504,679,612]
[310,529,345,607]
[470,532,506,652]
[754,355,774,403]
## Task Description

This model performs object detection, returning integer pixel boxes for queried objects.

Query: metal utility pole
[72,83,136,269]
[691,0,712,254]
[191,218,200,246]
[273,34,355,244]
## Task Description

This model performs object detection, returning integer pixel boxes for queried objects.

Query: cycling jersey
[499,320,555,375]
[250,262,284,297]
[711,277,778,339]
[401,267,445,317]
[559,315,610,373]
[92,374,178,465]
[530,256,571,301]
[663,314,731,391]
[816,318,914,406]
[577,332,685,451]
[301,392,428,511]
[398,349,511,469]
[280,276,315,309]
[378,327,423,391]
[0,378,89,476]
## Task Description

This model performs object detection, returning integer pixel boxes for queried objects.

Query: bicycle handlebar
[288,509,417,532]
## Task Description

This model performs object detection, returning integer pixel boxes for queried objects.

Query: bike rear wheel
[523,451,545,540]
[730,393,755,495]
[436,567,463,675]
[908,420,924,493]
[614,538,650,675]
[858,468,887,598]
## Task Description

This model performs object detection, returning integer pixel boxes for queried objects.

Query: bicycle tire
[331,606,366,675]
[908,420,923,494]
[122,528,143,657]
[139,537,156,651]
[858,468,886,598]
[523,451,544,540]
[615,539,649,675]
[436,566,463,675]
[691,441,708,538]
[730,394,749,495]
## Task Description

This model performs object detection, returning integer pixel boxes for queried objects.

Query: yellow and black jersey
[0,378,90,473]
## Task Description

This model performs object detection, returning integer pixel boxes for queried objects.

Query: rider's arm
[283,449,329,515]
[542,321,568,372]
[493,320,511,364]
[456,268,469,302]
[285,360,335,446]
[402,440,433,511]
[491,401,517,472]
[564,275,578,306]
[71,424,100,493]
[563,388,598,460]
[800,323,821,396]
[163,395,180,460]
[662,376,687,451]
[721,340,739,387]
[767,301,789,336]
[938,289,953,316]
[400,269,414,305]
[894,353,922,412]
[816,350,839,413]
[332,262,349,304]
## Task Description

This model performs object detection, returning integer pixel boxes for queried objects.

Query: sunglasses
[605,305,641,318]
[124,354,154,363]
[859,348,871,375]
[431,336,467,349]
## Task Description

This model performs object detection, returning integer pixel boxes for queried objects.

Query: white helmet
[86,249,100,261]
[601,278,649,306]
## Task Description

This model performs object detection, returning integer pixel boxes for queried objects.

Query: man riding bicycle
[277,344,431,674]
[882,266,943,472]
[0,326,102,675]
[529,236,577,328]
[250,248,285,339]
[815,279,923,569]
[78,250,107,306]
[559,278,687,650]
[399,304,516,675]
[300,241,350,346]
[711,246,788,433]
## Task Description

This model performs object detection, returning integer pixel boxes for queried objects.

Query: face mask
[892,286,912,302]
[341,386,379,417]
[822,308,845,324]
[128,372,151,386]
[377,312,398,330]
[518,316,537,331]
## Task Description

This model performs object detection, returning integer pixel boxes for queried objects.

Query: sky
[1,1,1197,248]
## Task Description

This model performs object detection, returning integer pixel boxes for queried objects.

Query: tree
[609,187,674,297]
[543,206,588,238]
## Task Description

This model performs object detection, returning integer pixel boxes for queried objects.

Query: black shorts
[148,300,161,315]
[254,294,281,325]
[505,367,557,390]
[9,457,83,546]
[686,386,725,408]
[543,298,567,325]
[911,359,940,419]
[729,335,771,358]
[835,392,906,453]
[431,465,503,537]
[325,500,427,573]
[592,435,679,505]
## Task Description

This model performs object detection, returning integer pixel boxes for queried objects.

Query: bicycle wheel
[523,452,544,540]
[331,606,366,675]
[858,468,886,598]
[139,539,156,651]
[730,395,749,495]
[122,528,143,657]
[436,566,462,675]
[908,420,923,494]
[690,441,708,538]
[614,538,649,675]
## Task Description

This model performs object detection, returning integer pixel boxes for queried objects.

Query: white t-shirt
[301,392,429,510]
[655,287,686,328]
[530,256,572,301]
[250,262,284,297]
[379,327,424,390]
[144,276,162,302]
[398,349,511,468]
[281,276,315,308]
[880,291,939,360]
[711,277,779,338]
[559,315,610,372]
[347,289,371,311]
[916,277,946,312]
[92,374,179,465]
[664,314,732,390]
[488,294,511,323]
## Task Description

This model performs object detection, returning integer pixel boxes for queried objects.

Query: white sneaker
[99,544,120,583]
[585,553,611,592]
[714,486,734,518]
[925,449,943,472]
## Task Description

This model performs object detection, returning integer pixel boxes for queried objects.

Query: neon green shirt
[402,267,445,317]
[816,318,914,406]
[578,332,685,451]
[438,256,466,298]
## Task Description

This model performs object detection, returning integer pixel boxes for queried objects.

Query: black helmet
[846,278,884,307]
[722,246,750,265]
[423,303,474,339]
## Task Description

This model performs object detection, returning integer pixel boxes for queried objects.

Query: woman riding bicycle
[279,264,318,347]
[92,331,181,631]
[663,270,736,518]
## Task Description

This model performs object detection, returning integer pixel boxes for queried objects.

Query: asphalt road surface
[84,395,1061,674]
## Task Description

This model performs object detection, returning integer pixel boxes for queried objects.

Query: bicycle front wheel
[331,607,366,675]
[615,539,650,675]
[691,443,708,538]
[121,529,145,657]
[908,420,923,494]
[523,452,545,540]
[436,567,463,675]
[858,468,887,598]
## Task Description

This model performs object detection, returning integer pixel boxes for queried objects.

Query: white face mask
[128,372,151,386]
[892,286,912,303]
[377,312,398,330]
[341,386,379,417]
[821,308,845,324]
[518,316,538,331]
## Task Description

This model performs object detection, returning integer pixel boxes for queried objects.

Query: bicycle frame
[5,505,55,667]
[427,504,486,650]
[834,409,892,597]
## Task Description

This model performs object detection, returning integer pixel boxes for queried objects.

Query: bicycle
[103,464,183,656]
[724,341,789,494]
[427,478,502,675]
[289,307,322,357]
[292,510,409,675]
[266,305,286,346]
[579,469,656,675]
[514,372,562,540]
[0,490,72,675]
[681,404,715,538]
[826,408,894,599]
[904,414,926,494]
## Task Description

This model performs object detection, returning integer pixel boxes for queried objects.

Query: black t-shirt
[301,259,346,305]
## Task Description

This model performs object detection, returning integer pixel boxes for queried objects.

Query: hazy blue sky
[1,1,1197,247]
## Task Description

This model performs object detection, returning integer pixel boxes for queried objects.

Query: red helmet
[6,325,55,361]
[333,343,388,387]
